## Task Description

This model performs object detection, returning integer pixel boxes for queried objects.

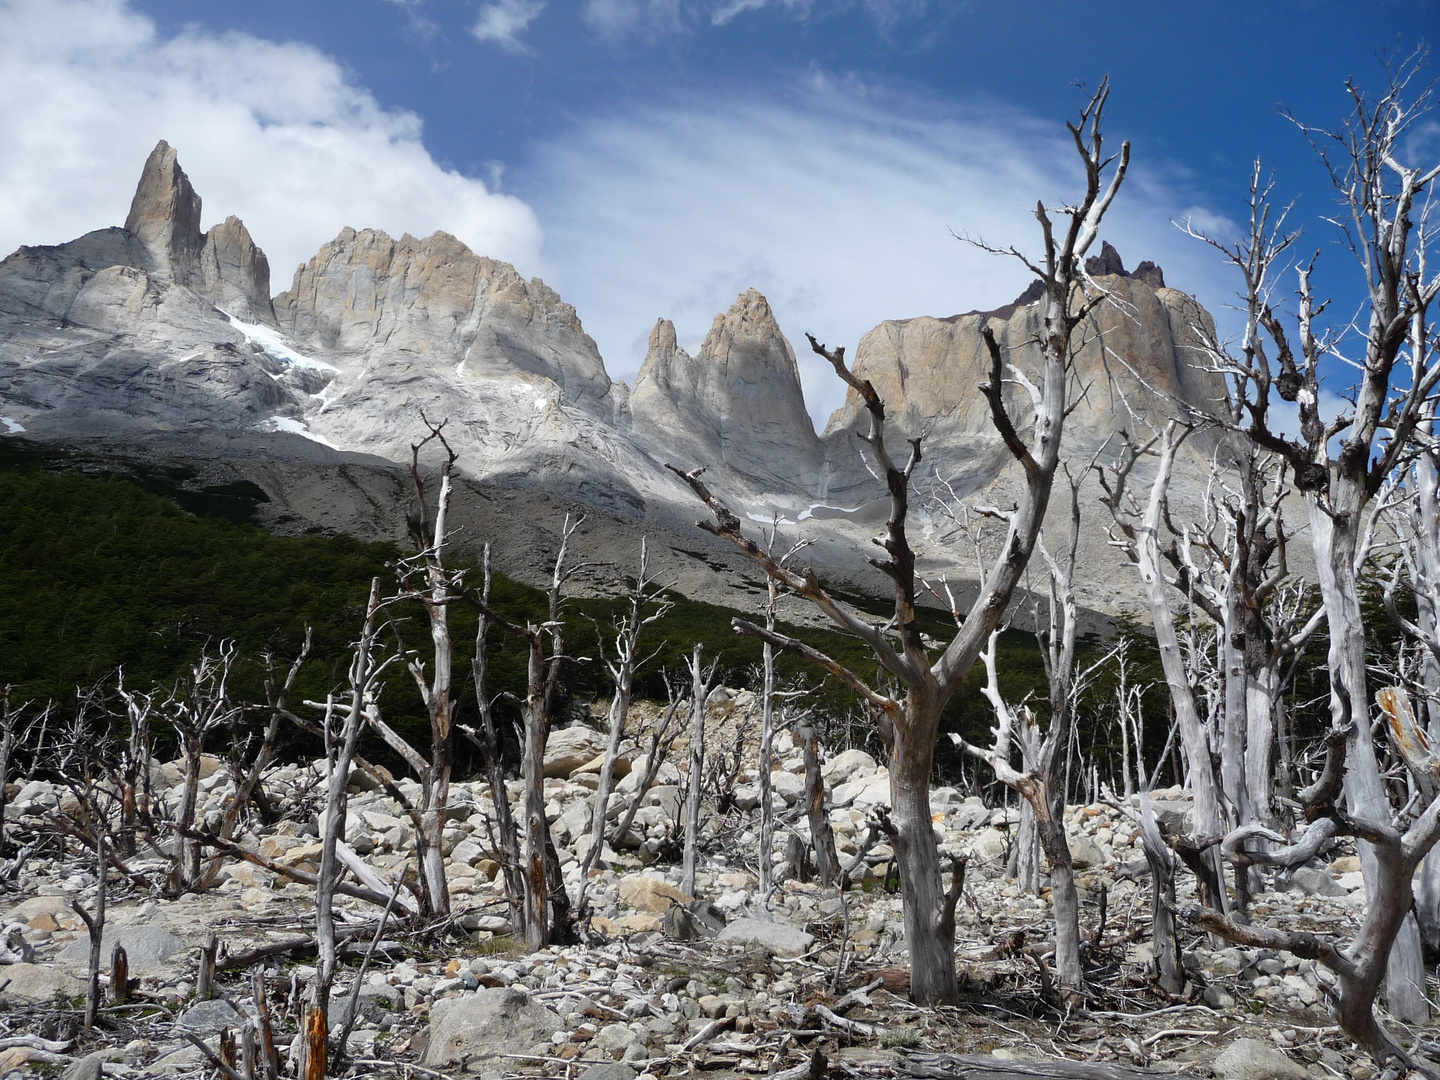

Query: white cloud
[525,81,1239,429]
[472,0,547,52]
[582,0,683,38]
[710,0,809,25]
[0,0,543,290]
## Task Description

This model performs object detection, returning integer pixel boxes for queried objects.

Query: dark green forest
[0,438,1206,790]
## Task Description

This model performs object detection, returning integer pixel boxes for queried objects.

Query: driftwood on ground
[896,1050,1205,1079]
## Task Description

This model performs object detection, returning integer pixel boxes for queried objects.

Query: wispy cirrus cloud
[580,0,924,37]
[0,0,543,284]
[525,76,1238,428]
[471,0,548,53]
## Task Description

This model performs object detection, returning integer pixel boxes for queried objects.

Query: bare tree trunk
[520,634,550,951]
[313,580,386,1040]
[115,681,149,857]
[459,545,528,938]
[580,539,669,920]
[888,692,962,1005]
[682,645,718,899]
[1311,508,1429,1022]
[1103,427,1229,911]
[757,576,778,915]
[73,828,106,1029]
[801,727,839,887]
[398,423,460,919]
[1137,793,1183,995]
[1192,690,1440,1073]
[609,692,684,850]
[1012,725,1042,895]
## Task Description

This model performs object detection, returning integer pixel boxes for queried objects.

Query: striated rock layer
[0,141,1244,614]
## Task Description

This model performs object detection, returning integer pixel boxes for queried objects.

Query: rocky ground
[0,696,1417,1080]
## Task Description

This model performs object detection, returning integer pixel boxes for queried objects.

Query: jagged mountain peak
[117,140,275,324]
[630,288,820,496]
[124,139,203,285]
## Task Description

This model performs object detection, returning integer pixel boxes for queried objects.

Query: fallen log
[218,927,391,971]
[895,1051,1206,1079]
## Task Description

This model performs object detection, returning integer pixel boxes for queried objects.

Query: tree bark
[682,645,717,899]
[1310,505,1429,1021]
[314,580,384,1027]
[801,727,839,887]
[887,692,961,1006]
[520,634,551,951]
[757,573,779,914]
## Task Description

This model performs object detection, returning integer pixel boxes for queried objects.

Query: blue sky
[1,0,1433,424]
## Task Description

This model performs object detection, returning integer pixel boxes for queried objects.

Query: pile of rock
[0,708,1377,1078]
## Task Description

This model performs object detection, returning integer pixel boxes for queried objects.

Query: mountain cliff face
[264,225,660,510]
[631,290,822,495]
[0,142,1237,613]
[822,255,1227,501]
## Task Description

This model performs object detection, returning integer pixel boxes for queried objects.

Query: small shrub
[881,1028,922,1049]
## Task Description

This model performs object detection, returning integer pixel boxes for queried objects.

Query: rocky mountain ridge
[0,142,1238,616]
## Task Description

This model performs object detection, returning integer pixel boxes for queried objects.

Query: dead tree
[681,644,721,898]
[755,527,813,914]
[1184,57,1440,1020]
[0,689,45,852]
[1104,741,1188,998]
[308,580,393,1073]
[608,685,685,851]
[671,81,1128,1005]
[799,725,839,887]
[1100,425,1230,913]
[1187,688,1440,1073]
[954,473,1107,997]
[1380,432,1440,951]
[756,555,780,916]
[195,633,313,889]
[389,421,464,917]
[1109,640,1145,800]
[161,643,241,892]
[459,543,528,936]
[45,700,131,1027]
[578,538,672,918]
[111,674,152,857]
[459,516,587,948]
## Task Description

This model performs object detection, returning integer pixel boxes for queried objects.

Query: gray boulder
[716,918,814,957]
[662,900,726,942]
[950,800,991,831]
[543,726,608,779]
[579,1065,637,1080]
[329,982,401,1026]
[1211,1037,1308,1080]
[1289,867,1347,898]
[0,962,84,1002]
[1068,834,1105,870]
[423,987,564,1068]
[59,922,184,971]
[178,998,247,1035]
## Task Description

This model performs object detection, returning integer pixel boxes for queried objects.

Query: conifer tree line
[1,54,1439,1078]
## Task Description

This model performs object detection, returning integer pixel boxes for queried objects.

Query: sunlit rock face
[822,253,1227,503]
[631,289,823,499]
